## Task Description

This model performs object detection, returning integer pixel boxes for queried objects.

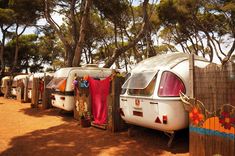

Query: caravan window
[46,77,67,92]
[121,73,131,94]
[128,76,156,96]
[158,71,185,97]
[122,71,157,96]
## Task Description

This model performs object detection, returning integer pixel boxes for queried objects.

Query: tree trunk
[44,0,75,67]
[0,25,10,75]
[71,0,78,46]
[65,47,75,67]
[72,0,92,67]
[12,35,19,73]
[0,42,5,74]
[146,32,155,58]
[12,25,27,73]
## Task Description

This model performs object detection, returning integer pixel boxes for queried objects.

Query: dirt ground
[0,97,189,156]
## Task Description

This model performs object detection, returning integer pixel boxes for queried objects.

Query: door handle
[121,99,127,101]
[150,102,158,104]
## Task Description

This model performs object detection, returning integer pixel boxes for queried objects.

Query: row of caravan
[0,53,209,144]
[0,73,53,99]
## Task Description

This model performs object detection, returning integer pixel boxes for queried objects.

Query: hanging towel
[88,76,110,125]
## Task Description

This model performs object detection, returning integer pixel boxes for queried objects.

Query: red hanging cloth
[88,76,110,125]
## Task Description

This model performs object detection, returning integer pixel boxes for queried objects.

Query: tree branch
[103,0,150,68]
[222,35,235,64]
[44,0,67,44]
[44,0,72,66]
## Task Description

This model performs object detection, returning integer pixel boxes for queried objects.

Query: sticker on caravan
[135,99,140,107]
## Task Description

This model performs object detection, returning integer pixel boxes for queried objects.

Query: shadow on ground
[0,122,188,156]
[19,106,74,122]
[129,127,189,154]
[0,99,188,156]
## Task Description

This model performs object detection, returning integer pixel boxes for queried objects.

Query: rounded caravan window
[122,71,158,96]
[158,71,186,97]
[46,77,67,92]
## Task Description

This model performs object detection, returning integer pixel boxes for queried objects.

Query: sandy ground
[0,97,189,156]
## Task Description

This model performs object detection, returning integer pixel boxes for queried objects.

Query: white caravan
[28,72,54,100]
[120,53,209,146]
[11,74,29,97]
[47,65,112,111]
[1,76,10,95]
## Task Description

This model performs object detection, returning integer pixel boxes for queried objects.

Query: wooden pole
[189,53,195,156]
[189,53,195,98]
[42,75,53,109]
[107,75,115,132]
[31,78,39,108]
[4,80,9,99]
[23,77,29,103]
[4,76,13,99]
[107,74,126,132]
[16,86,22,101]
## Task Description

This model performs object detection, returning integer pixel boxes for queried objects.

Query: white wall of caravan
[1,76,10,94]
[11,75,29,96]
[121,97,188,132]
[27,72,54,99]
[51,93,74,111]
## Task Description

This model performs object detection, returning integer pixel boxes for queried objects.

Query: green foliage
[4,33,63,73]
[0,0,14,24]
[5,34,38,72]
[0,0,46,74]
[156,0,235,62]
[9,0,44,24]
[93,0,129,26]
[0,8,14,23]
[86,12,114,42]
[0,0,44,25]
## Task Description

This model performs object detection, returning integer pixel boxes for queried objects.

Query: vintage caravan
[11,74,29,97]
[0,76,10,95]
[47,65,112,111]
[28,72,54,100]
[120,53,209,146]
